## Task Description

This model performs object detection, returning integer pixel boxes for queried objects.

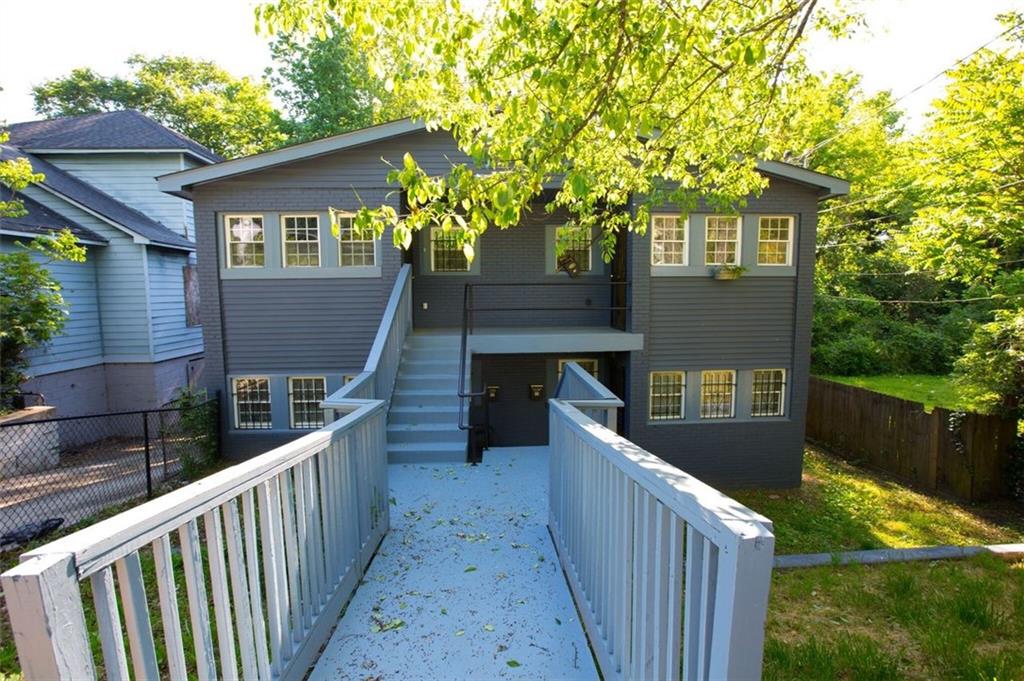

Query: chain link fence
[0,397,219,547]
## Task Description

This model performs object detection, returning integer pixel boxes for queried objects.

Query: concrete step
[392,390,460,408]
[387,441,467,464]
[399,358,462,372]
[394,374,461,390]
[405,334,460,349]
[401,347,462,361]
[388,404,460,425]
[387,423,465,443]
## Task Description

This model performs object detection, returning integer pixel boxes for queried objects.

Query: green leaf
[463,565,477,573]
[506,660,521,668]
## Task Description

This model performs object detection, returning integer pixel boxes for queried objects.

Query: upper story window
[705,216,740,266]
[288,376,326,429]
[649,371,685,421]
[757,216,793,266]
[651,215,687,266]
[430,227,471,272]
[336,214,376,267]
[554,225,592,273]
[282,215,321,267]
[752,369,786,417]
[700,370,736,419]
[232,377,272,429]
[225,215,265,268]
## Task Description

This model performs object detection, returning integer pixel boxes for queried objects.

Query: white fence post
[1,553,95,679]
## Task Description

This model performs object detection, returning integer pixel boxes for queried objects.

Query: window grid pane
[227,216,265,267]
[757,217,791,265]
[431,229,470,272]
[233,378,272,429]
[752,369,786,417]
[652,215,686,265]
[649,371,684,420]
[558,359,599,381]
[705,216,739,265]
[289,377,326,429]
[283,216,321,267]
[700,370,735,419]
[338,217,376,267]
[555,226,592,272]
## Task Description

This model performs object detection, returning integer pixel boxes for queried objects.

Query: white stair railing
[3,399,389,680]
[550,363,775,681]
[322,264,412,417]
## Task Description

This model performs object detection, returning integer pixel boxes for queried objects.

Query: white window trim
[553,225,594,272]
[704,215,742,266]
[649,370,686,422]
[335,211,379,269]
[650,214,689,267]
[288,375,326,429]
[756,215,794,267]
[280,214,322,268]
[699,369,737,419]
[429,226,472,273]
[752,368,787,417]
[224,214,266,269]
[231,375,271,429]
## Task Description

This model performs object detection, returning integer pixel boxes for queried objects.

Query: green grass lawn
[734,448,1024,555]
[819,373,967,411]
[765,554,1024,680]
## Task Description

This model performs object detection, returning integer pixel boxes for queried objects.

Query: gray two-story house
[159,119,847,488]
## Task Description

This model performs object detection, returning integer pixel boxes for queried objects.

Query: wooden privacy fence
[806,377,1019,502]
[549,363,775,681]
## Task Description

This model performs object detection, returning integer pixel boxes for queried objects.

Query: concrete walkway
[311,447,598,681]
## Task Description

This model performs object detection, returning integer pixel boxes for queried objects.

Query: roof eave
[22,147,218,164]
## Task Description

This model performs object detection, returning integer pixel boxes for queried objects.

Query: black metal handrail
[456,280,631,463]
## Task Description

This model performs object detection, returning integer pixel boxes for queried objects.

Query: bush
[813,335,889,375]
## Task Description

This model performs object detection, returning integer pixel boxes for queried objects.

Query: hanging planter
[712,265,747,281]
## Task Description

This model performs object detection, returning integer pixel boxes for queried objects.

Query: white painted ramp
[310,447,599,681]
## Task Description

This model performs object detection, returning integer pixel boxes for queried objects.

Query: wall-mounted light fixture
[486,385,500,401]
[557,254,581,278]
[529,384,545,401]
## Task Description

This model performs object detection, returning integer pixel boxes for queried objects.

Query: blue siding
[146,247,204,360]
[1,236,104,375]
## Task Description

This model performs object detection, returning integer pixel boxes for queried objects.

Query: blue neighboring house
[0,110,221,415]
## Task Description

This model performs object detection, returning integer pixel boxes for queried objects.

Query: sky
[1,0,1021,128]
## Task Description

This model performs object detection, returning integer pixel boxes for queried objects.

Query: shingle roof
[7,110,222,164]
[0,190,107,244]
[1,144,194,250]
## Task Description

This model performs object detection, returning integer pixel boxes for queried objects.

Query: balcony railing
[550,362,776,680]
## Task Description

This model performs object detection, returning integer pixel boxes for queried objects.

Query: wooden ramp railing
[550,362,776,681]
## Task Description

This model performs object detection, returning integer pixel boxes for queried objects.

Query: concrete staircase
[386,333,467,463]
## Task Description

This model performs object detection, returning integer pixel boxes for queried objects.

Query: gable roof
[0,190,108,244]
[7,110,222,164]
[1,144,194,250]
[157,118,850,199]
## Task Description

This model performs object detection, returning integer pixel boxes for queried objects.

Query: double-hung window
[337,213,377,267]
[752,369,786,417]
[649,371,685,421]
[282,215,321,267]
[430,227,471,272]
[705,216,740,265]
[289,376,326,429]
[651,215,687,266]
[700,370,736,419]
[554,225,592,273]
[757,216,793,265]
[232,377,272,429]
[225,215,265,267]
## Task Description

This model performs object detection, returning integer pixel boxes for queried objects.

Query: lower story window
[752,369,786,416]
[430,227,471,272]
[233,377,272,429]
[700,370,736,419]
[558,358,599,381]
[289,377,326,429]
[649,371,684,420]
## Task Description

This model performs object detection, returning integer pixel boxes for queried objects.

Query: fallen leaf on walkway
[507,660,521,668]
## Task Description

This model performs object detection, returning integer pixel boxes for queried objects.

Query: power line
[831,259,1024,278]
[817,292,1024,305]
[801,19,1024,160]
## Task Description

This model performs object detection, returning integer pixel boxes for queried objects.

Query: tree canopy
[32,56,287,157]
[255,0,853,259]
